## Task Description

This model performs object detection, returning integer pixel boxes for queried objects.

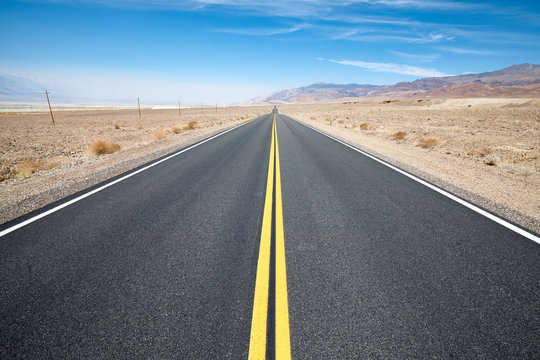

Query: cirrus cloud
[326,59,449,77]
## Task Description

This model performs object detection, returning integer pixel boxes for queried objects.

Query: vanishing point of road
[1,110,539,359]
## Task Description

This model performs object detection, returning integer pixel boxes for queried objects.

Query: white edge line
[0,117,262,238]
[284,115,540,245]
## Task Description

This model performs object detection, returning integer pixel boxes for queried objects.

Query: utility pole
[178,101,181,116]
[215,103,218,112]
[201,103,204,114]
[137,97,141,118]
[45,90,55,125]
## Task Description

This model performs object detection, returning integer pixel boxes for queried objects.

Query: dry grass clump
[483,155,498,166]
[337,119,345,124]
[310,116,317,120]
[171,126,181,134]
[417,137,439,149]
[474,147,493,157]
[90,140,121,155]
[392,131,407,140]
[151,129,168,140]
[183,120,198,130]
[0,165,15,182]
[359,123,370,130]
[14,159,58,178]
[114,124,120,129]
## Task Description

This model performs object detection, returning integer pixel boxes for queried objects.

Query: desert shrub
[0,165,15,182]
[476,147,493,157]
[310,116,316,120]
[171,126,181,134]
[114,124,120,129]
[183,120,198,130]
[14,159,58,178]
[359,123,370,130]
[90,140,121,155]
[483,155,498,166]
[417,137,438,149]
[392,131,407,140]
[337,119,345,124]
[151,129,168,140]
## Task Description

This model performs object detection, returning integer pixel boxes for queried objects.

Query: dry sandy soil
[280,98,540,233]
[1,98,539,234]
[0,105,271,224]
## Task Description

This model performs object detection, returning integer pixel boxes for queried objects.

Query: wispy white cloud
[390,50,440,63]
[25,0,538,48]
[26,0,494,17]
[439,47,497,55]
[337,32,454,43]
[351,0,485,11]
[214,24,308,36]
[327,59,449,77]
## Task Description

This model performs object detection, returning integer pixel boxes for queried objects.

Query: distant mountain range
[2,63,539,104]
[0,74,49,102]
[244,63,540,104]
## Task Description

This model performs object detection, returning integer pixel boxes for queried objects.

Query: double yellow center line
[249,114,291,360]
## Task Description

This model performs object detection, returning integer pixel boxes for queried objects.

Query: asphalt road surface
[1,111,539,359]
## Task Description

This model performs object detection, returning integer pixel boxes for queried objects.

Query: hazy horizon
[2,0,539,103]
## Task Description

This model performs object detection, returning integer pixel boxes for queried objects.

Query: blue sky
[1,0,539,103]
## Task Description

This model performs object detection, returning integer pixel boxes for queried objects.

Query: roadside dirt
[1,99,539,234]
[0,106,271,224]
[279,98,540,233]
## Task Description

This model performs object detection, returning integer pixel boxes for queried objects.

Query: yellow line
[248,115,275,360]
[274,118,292,359]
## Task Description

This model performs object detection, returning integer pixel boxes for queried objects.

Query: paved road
[1,112,539,359]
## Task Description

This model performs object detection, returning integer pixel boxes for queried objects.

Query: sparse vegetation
[171,126,181,134]
[417,137,439,149]
[0,165,15,182]
[475,147,493,157]
[14,159,58,178]
[484,155,498,166]
[337,119,344,124]
[183,120,198,130]
[359,123,370,130]
[114,124,120,129]
[90,140,121,155]
[151,129,168,140]
[392,131,407,140]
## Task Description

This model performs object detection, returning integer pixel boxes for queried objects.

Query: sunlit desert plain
[280,97,540,232]
[1,98,539,233]
[0,105,271,223]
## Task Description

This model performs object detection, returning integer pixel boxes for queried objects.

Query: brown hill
[414,81,540,98]
[244,63,540,104]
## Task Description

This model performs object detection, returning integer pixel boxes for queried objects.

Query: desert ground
[279,98,540,233]
[1,98,539,233]
[0,105,271,224]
